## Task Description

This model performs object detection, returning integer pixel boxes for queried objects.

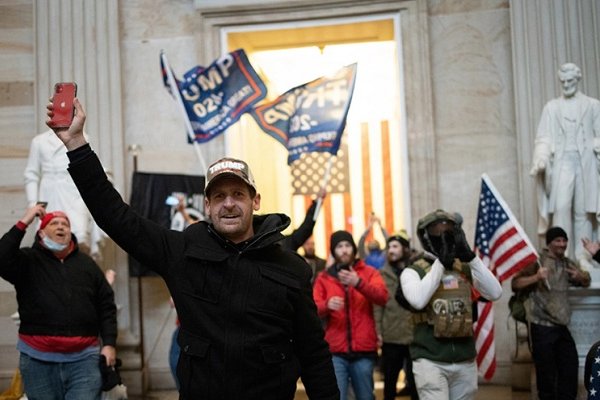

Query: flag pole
[161,51,208,173]
[313,154,335,221]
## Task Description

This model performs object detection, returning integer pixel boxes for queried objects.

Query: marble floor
[132,384,531,400]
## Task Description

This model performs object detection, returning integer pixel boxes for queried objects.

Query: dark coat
[67,147,339,400]
[281,199,318,251]
[0,228,116,345]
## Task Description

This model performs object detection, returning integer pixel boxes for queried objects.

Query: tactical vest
[412,258,473,338]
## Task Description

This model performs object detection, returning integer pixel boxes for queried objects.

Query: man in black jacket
[46,98,339,400]
[281,187,327,252]
[0,205,117,400]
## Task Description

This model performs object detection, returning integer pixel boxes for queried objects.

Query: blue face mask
[41,236,68,252]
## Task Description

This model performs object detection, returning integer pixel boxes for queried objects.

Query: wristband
[16,221,28,231]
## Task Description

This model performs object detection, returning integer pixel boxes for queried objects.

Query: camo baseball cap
[387,229,410,247]
[204,157,257,196]
[416,209,456,231]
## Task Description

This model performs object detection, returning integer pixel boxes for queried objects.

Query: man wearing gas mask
[399,210,502,400]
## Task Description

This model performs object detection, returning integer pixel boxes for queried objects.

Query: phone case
[49,82,77,128]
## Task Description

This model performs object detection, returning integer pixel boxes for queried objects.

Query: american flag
[473,173,538,379]
[289,119,411,257]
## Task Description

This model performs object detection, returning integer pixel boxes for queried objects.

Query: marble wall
[120,0,203,178]
[427,0,517,383]
[0,0,35,382]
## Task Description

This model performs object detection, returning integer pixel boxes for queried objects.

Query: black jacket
[67,146,339,400]
[281,200,318,251]
[0,228,117,346]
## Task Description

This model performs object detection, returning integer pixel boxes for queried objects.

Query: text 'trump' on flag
[250,63,357,165]
[161,49,267,143]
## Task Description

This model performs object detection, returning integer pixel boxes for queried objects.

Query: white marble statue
[24,129,106,256]
[530,63,600,266]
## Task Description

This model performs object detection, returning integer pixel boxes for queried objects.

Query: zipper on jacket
[207,223,280,253]
[344,285,352,353]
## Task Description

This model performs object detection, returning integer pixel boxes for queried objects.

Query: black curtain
[128,172,205,276]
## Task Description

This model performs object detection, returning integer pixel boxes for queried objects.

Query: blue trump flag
[161,49,267,143]
[250,63,357,164]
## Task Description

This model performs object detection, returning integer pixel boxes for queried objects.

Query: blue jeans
[332,355,375,400]
[169,327,181,390]
[20,352,101,400]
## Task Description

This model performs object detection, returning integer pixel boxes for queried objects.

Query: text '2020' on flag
[160,49,267,143]
[251,63,357,164]
[473,173,538,380]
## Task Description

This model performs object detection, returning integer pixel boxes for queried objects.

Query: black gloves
[438,231,456,269]
[430,231,456,269]
[454,225,476,262]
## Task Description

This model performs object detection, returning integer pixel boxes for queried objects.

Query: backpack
[508,259,542,324]
[508,291,527,323]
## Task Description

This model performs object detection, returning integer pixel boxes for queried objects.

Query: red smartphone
[48,82,77,128]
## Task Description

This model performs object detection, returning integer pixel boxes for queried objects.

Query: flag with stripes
[473,173,538,379]
[289,119,410,257]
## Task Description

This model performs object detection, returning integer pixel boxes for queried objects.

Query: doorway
[223,17,410,258]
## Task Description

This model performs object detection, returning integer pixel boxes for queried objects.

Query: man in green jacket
[400,210,502,400]
[374,231,418,400]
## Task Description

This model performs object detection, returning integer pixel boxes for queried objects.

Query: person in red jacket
[313,230,389,400]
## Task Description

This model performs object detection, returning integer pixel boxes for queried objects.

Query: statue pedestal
[568,287,600,399]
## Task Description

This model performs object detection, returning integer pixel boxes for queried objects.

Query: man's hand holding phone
[46,83,88,151]
[47,82,77,129]
[20,203,48,227]
[338,267,360,287]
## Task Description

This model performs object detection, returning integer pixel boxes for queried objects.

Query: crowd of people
[0,62,599,400]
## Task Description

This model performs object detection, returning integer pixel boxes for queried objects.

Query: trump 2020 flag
[160,49,267,143]
[251,63,357,164]
[473,173,538,380]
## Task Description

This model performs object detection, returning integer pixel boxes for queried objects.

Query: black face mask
[428,231,453,254]
[428,230,456,269]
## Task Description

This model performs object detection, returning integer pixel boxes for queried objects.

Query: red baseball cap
[39,211,70,230]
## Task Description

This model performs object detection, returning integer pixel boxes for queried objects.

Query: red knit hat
[39,211,70,230]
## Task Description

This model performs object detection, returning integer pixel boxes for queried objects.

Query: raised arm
[46,99,180,276]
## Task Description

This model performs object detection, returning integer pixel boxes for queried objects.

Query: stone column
[33,0,132,333]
